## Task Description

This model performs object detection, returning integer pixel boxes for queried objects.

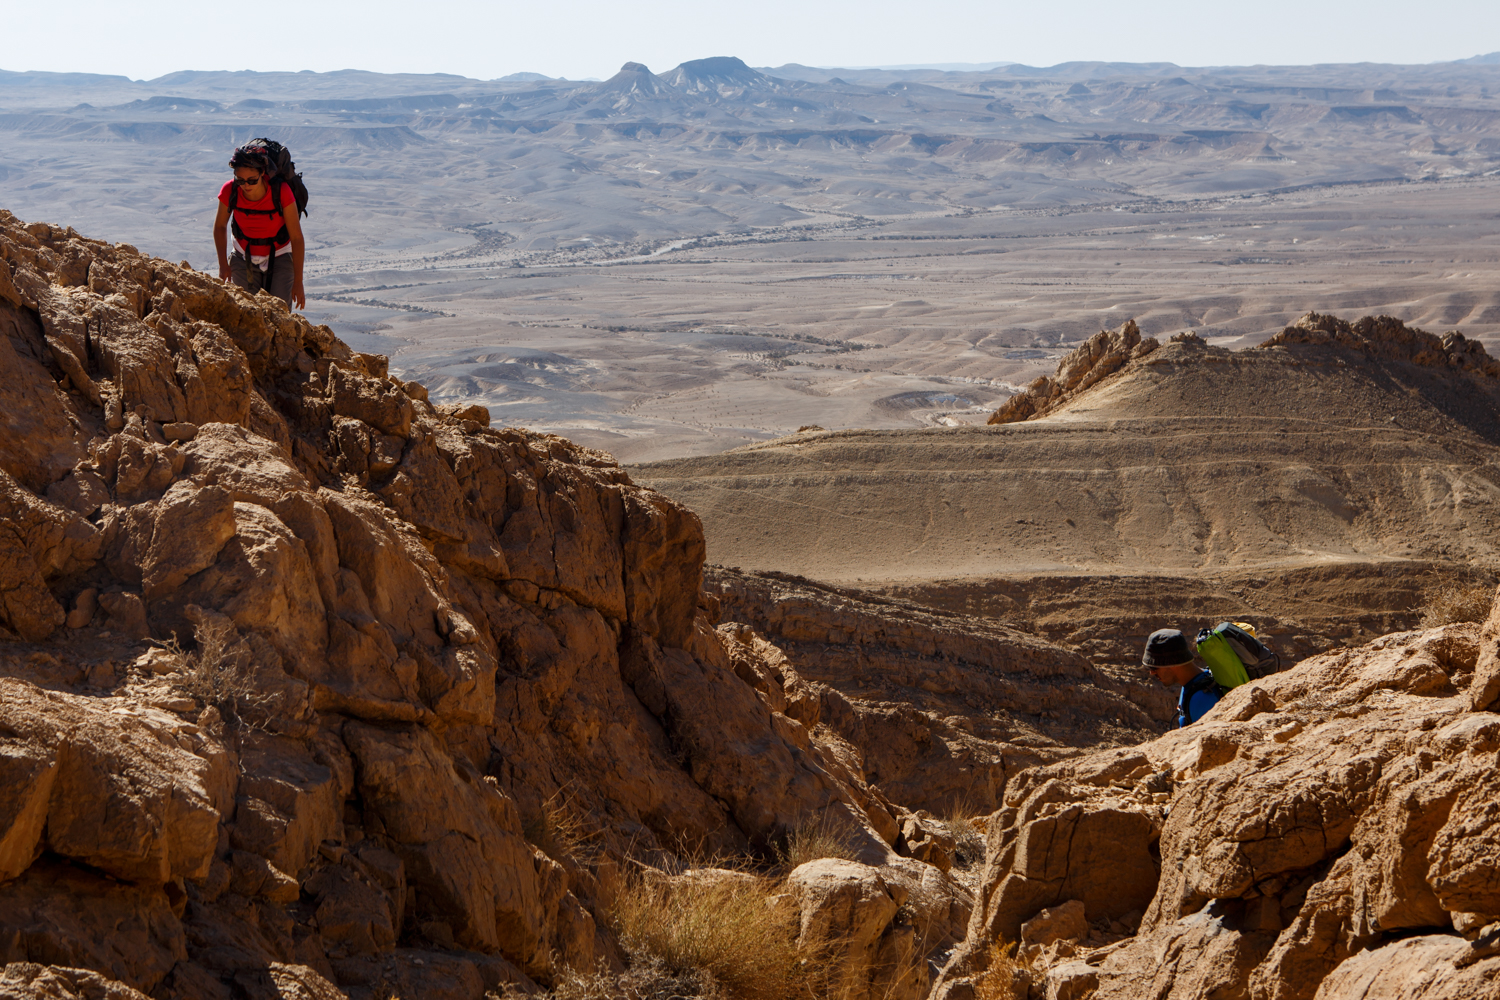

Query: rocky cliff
[0,212,985,1000]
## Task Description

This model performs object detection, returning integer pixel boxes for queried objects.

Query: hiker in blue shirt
[1142,628,1221,727]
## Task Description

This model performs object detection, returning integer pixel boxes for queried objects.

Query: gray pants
[229,251,293,307]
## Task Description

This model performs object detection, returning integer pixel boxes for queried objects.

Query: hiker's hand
[291,281,306,310]
[218,262,231,282]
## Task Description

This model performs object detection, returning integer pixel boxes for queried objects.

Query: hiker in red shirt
[213,144,305,309]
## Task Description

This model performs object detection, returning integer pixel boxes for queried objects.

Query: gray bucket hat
[1142,628,1194,668]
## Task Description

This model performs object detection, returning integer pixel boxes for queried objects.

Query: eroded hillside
[4,210,1500,1000]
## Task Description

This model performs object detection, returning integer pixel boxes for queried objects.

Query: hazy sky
[7,0,1499,81]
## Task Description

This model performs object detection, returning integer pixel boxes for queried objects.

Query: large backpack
[1195,621,1281,691]
[227,138,309,266]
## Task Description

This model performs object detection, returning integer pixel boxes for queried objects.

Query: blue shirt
[1177,670,1222,727]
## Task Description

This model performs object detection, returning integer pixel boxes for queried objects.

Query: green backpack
[1195,622,1281,691]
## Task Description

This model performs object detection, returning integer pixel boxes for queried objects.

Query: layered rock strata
[706,568,1171,815]
[987,319,1159,425]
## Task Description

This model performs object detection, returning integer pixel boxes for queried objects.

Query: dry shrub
[777,814,860,871]
[972,939,1031,1000]
[939,799,988,870]
[165,615,277,728]
[1417,582,1495,628]
[609,869,804,1000]
[525,956,721,1000]
[524,789,595,864]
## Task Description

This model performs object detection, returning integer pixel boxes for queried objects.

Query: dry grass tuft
[609,868,803,1000]
[972,939,1031,1000]
[776,814,860,871]
[527,956,722,1000]
[1417,582,1496,628]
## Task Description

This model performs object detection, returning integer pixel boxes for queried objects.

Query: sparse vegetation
[776,814,861,870]
[524,789,596,864]
[608,868,803,1000]
[1416,581,1495,628]
[938,799,988,871]
[509,956,722,1000]
[163,615,278,729]
[972,939,1031,1000]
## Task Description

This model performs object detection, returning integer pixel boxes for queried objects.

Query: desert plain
[4,56,1500,461]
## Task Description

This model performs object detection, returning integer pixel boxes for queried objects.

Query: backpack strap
[228,177,291,253]
[1177,670,1227,727]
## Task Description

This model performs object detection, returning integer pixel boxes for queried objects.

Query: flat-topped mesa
[1261,311,1500,375]
[988,319,1159,424]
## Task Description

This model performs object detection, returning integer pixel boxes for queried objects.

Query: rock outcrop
[988,320,1158,424]
[934,609,1500,1000]
[0,212,975,998]
[1262,311,1500,376]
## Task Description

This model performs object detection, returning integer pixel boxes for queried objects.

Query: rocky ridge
[0,211,1006,1000]
[990,311,1500,427]
[987,320,1160,425]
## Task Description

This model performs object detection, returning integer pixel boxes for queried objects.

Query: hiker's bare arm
[283,200,306,310]
[213,201,231,281]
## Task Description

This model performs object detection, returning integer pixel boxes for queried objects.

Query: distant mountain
[661,56,777,91]
[0,69,135,87]
[1454,52,1500,64]
[758,60,1187,84]
[595,62,671,96]
[107,95,221,112]
[498,72,552,81]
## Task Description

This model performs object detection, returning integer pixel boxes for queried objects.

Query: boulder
[0,963,153,1000]
[0,861,186,993]
[0,679,224,884]
[788,859,918,1000]
[1312,934,1500,1000]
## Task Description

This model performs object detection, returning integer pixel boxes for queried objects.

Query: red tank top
[218,180,289,253]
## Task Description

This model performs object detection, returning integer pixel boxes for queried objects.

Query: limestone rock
[789,859,918,1000]
[0,679,223,884]
[1312,933,1500,999]
[0,212,1144,1000]
[0,861,186,993]
[707,568,1160,815]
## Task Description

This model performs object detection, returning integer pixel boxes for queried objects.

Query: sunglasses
[235,175,263,186]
